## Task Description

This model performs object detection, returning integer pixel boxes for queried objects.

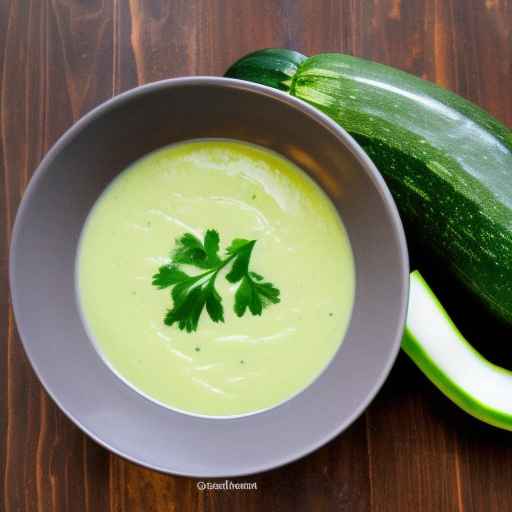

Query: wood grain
[1,1,511,511]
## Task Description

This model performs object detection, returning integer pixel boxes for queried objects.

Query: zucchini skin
[226,50,512,324]
[225,49,306,92]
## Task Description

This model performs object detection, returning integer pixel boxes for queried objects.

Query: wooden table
[1,1,511,510]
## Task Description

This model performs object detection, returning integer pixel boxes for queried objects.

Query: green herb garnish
[152,230,280,332]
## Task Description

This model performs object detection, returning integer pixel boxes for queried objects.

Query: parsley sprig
[152,230,280,332]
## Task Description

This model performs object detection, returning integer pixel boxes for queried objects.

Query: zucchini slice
[403,271,512,431]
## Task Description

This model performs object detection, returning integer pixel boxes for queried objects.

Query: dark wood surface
[1,1,511,510]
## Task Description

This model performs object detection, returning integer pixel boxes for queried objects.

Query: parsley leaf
[203,230,221,264]
[152,229,280,332]
[225,240,280,316]
[172,229,221,268]
[234,276,281,316]
[164,275,224,332]
[151,265,190,289]
[225,239,255,283]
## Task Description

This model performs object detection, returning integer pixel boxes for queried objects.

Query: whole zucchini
[226,49,512,325]
[226,49,512,430]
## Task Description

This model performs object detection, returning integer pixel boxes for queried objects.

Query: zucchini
[404,272,512,431]
[226,49,512,324]
[224,48,306,91]
[226,49,512,429]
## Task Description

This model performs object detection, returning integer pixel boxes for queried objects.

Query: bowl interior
[10,77,408,477]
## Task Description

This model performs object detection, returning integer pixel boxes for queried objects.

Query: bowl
[9,77,409,477]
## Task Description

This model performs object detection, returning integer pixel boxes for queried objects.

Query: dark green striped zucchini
[225,49,512,430]
[226,48,512,325]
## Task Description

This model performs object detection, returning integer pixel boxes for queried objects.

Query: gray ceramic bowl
[10,77,409,477]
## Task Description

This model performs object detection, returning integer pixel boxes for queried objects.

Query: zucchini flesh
[404,272,512,431]
[226,50,512,325]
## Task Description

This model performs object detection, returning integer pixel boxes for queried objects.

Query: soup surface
[77,139,355,416]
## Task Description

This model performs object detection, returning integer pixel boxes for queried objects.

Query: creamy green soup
[77,139,355,417]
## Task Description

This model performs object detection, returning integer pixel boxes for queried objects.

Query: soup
[77,139,355,416]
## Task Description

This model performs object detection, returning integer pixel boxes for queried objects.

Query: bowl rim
[9,76,409,477]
